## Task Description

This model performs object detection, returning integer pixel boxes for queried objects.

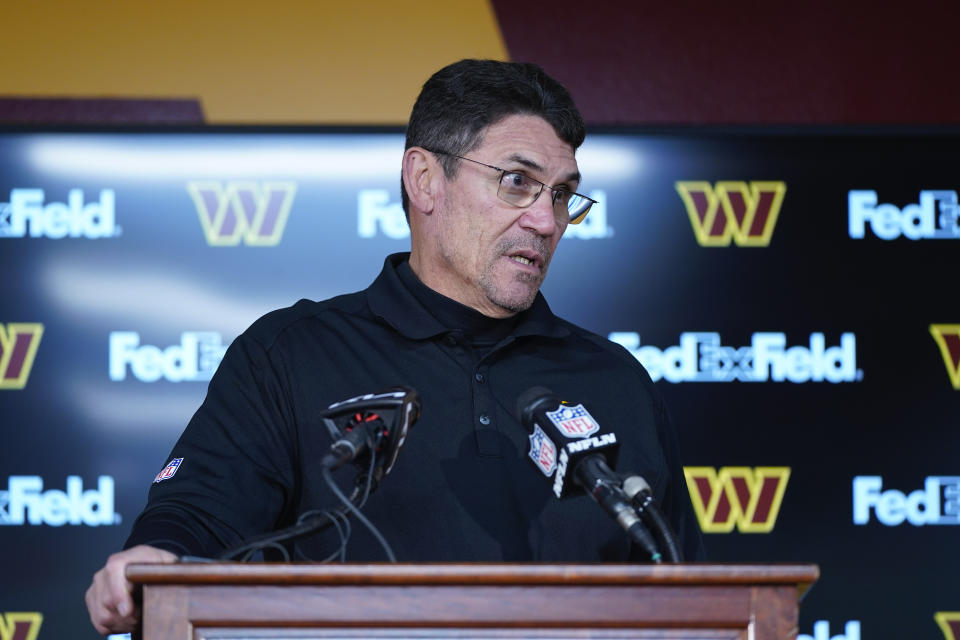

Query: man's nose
[519,189,563,236]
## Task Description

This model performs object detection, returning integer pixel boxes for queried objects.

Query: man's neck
[396,259,522,341]
[407,252,516,319]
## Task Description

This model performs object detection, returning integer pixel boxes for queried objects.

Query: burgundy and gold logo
[0,323,43,390]
[675,181,786,247]
[684,466,790,533]
[187,181,297,247]
[0,612,42,640]
[930,325,960,390]
[937,612,960,640]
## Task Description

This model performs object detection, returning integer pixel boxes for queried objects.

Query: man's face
[422,114,579,318]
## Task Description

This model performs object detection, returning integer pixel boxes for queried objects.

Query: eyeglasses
[426,149,598,224]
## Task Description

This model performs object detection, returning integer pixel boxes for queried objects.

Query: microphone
[320,386,421,486]
[517,387,662,562]
[218,386,420,562]
[518,386,620,499]
[622,474,683,563]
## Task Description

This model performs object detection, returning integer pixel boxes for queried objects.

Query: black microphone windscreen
[516,385,557,422]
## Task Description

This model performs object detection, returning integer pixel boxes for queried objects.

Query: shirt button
[479,414,491,425]
[475,372,485,383]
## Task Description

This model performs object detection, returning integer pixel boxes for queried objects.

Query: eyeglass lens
[497,172,593,223]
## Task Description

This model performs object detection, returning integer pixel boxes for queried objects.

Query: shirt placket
[472,358,498,457]
[438,331,502,458]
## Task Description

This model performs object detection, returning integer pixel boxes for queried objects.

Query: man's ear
[402,147,442,215]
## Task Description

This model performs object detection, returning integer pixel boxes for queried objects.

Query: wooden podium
[128,563,818,640]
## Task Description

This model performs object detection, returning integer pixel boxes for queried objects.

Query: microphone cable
[320,443,396,562]
[622,475,683,563]
[218,388,419,563]
[217,445,376,562]
[294,508,352,563]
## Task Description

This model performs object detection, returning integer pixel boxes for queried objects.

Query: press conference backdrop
[1,128,958,640]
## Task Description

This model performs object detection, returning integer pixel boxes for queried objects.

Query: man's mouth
[499,235,551,274]
[510,255,534,266]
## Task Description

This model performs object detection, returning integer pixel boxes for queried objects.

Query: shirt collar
[366,253,569,341]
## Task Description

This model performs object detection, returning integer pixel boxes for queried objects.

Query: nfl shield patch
[545,403,599,439]
[528,424,557,476]
[154,457,183,483]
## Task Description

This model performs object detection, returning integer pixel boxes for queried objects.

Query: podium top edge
[127,562,819,587]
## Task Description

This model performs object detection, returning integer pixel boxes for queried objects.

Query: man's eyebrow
[506,153,581,185]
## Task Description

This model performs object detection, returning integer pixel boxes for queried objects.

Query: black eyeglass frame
[423,148,598,224]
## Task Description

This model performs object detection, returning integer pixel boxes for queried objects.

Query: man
[86,59,704,635]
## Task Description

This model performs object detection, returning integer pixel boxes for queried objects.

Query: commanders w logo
[187,181,297,246]
[676,181,786,247]
[930,324,960,390]
[937,612,960,640]
[0,324,43,390]
[0,612,42,640]
[684,466,790,533]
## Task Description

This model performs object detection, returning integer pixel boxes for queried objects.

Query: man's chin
[487,284,540,315]
[479,267,545,314]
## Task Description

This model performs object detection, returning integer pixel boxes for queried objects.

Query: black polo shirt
[126,253,704,562]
